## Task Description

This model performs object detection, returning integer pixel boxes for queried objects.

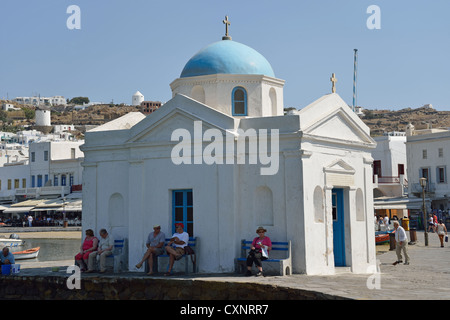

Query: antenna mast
[352,49,358,112]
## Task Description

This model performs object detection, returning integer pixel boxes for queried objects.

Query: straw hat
[256,226,267,233]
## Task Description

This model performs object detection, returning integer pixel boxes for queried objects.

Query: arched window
[313,186,324,223]
[355,188,365,222]
[232,87,247,116]
[191,85,205,104]
[108,193,128,239]
[269,87,277,116]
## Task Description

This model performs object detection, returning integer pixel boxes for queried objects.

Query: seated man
[0,247,15,267]
[87,229,114,273]
[164,223,189,276]
[135,224,165,274]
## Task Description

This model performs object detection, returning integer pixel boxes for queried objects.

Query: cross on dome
[222,15,232,40]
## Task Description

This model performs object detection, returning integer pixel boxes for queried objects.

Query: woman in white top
[428,215,435,232]
[436,220,448,248]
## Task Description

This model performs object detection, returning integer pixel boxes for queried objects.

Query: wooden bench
[144,237,198,274]
[235,239,292,276]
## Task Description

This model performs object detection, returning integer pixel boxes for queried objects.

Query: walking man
[393,221,410,265]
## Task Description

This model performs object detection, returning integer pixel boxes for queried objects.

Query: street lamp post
[62,197,67,228]
[420,177,429,246]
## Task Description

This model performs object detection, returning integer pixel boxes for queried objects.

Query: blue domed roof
[180,40,275,78]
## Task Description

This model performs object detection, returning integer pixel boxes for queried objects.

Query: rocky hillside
[2,100,449,137]
[361,106,450,136]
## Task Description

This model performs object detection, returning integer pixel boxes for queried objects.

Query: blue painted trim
[232,86,247,116]
[172,189,194,236]
[332,188,346,267]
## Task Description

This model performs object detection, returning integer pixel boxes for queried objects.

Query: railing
[410,182,436,193]
[40,186,70,196]
[378,176,400,184]
[15,186,71,197]
[373,175,405,185]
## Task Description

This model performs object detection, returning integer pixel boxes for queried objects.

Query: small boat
[375,230,395,245]
[375,233,390,244]
[13,247,40,260]
[0,234,25,247]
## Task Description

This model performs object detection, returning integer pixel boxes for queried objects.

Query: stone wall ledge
[0,274,348,300]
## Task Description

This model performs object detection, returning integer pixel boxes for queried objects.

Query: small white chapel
[81,18,377,275]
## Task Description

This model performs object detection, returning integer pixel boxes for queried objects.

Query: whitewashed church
[81,19,377,275]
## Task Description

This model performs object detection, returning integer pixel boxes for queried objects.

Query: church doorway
[332,188,346,266]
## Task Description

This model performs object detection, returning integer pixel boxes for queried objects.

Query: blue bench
[105,238,127,273]
[144,237,198,274]
[236,239,292,276]
[75,238,127,273]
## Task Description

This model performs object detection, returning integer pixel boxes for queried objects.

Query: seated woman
[246,226,272,277]
[75,229,98,272]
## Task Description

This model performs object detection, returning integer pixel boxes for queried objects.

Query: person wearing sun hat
[135,224,166,274]
[165,222,189,276]
[245,226,272,277]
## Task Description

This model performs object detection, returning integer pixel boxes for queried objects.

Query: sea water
[10,238,81,262]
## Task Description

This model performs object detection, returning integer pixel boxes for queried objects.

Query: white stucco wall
[170,74,285,118]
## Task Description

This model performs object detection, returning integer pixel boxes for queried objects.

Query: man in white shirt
[164,223,189,275]
[383,215,390,229]
[393,221,410,265]
[27,215,33,227]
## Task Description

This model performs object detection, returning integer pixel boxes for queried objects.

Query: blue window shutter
[232,87,247,116]
[172,189,194,236]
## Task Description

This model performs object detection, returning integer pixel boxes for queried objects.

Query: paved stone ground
[10,230,450,300]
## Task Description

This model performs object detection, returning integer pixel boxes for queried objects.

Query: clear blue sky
[1,0,449,111]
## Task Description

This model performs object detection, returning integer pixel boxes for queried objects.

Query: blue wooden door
[332,188,346,266]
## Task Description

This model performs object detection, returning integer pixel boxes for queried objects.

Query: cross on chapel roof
[330,73,337,93]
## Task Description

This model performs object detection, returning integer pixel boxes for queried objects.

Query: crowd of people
[0,214,81,227]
